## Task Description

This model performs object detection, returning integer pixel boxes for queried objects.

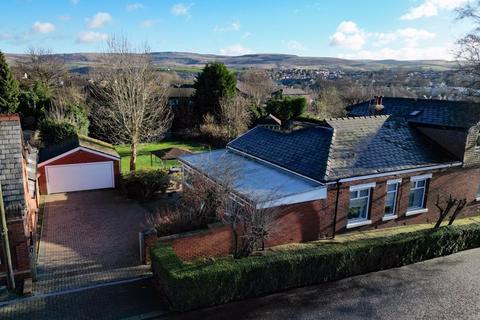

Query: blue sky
[0,0,474,60]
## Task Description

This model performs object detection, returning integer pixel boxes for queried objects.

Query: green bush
[39,119,77,146]
[151,223,480,311]
[265,96,306,123]
[120,169,170,201]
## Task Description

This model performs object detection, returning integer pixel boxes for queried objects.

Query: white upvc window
[348,183,375,227]
[476,183,480,201]
[384,179,401,219]
[407,174,431,214]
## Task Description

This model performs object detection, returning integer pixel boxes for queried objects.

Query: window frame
[383,179,401,220]
[476,182,480,201]
[347,182,375,228]
[406,174,431,215]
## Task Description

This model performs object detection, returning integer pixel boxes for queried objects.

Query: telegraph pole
[0,184,15,290]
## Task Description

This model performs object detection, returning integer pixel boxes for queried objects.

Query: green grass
[115,140,211,173]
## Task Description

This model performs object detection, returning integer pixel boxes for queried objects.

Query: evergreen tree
[193,62,236,123]
[0,51,20,114]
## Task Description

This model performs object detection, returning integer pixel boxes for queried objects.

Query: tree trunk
[130,141,137,171]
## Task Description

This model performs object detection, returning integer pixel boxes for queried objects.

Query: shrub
[39,119,77,146]
[120,169,170,201]
[265,96,306,123]
[151,223,480,311]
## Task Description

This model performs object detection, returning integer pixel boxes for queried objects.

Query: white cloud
[141,19,159,28]
[329,20,367,50]
[171,3,192,16]
[76,31,108,43]
[338,45,453,60]
[401,0,469,20]
[126,3,144,11]
[220,43,251,56]
[287,40,307,51]
[214,21,241,32]
[373,28,436,46]
[31,21,56,34]
[86,12,112,29]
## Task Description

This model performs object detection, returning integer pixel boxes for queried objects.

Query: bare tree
[90,35,173,171]
[311,86,346,119]
[434,194,467,229]
[19,47,67,87]
[219,96,251,139]
[456,2,480,88]
[238,69,276,107]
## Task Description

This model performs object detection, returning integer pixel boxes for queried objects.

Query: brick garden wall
[159,166,480,262]
[38,149,121,194]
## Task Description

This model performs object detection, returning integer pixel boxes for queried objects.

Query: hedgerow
[151,223,480,312]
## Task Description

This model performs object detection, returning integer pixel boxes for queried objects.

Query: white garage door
[46,161,114,194]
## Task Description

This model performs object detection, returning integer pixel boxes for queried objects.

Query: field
[115,140,211,173]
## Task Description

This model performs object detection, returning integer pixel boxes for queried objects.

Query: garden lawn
[115,140,211,173]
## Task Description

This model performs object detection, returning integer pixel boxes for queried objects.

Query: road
[168,248,480,320]
[1,248,479,320]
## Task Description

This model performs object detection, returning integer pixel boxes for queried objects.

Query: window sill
[382,215,398,222]
[476,197,480,202]
[346,220,372,229]
[406,208,428,216]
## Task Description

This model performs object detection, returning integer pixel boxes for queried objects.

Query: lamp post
[0,184,15,290]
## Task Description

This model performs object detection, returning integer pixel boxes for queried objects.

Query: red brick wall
[0,220,31,277]
[333,166,480,233]
[38,149,120,194]
[161,166,480,262]
[168,224,235,261]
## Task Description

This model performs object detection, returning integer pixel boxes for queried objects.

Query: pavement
[168,248,480,320]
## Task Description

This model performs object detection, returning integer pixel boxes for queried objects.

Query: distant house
[0,114,39,283]
[167,84,196,132]
[175,97,480,260]
[271,87,312,104]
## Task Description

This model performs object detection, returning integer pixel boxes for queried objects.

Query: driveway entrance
[35,190,151,294]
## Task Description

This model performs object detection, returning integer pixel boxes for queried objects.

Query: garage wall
[38,149,120,195]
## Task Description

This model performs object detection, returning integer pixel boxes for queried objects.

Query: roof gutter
[332,162,463,184]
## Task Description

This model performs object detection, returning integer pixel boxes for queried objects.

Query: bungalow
[177,97,480,259]
[0,114,39,284]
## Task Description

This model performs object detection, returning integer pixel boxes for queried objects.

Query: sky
[0,0,475,60]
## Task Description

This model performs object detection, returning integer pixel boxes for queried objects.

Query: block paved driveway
[34,190,152,294]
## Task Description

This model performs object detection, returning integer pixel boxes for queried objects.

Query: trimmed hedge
[151,223,480,312]
[120,169,170,201]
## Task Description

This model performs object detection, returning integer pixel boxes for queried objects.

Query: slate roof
[151,147,192,160]
[39,135,120,164]
[227,115,459,182]
[228,126,333,181]
[348,97,480,129]
[168,87,195,98]
[0,116,27,218]
[324,116,456,180]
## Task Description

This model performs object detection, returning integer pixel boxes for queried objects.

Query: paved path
[169,248,480,320]
[35,190,151,294]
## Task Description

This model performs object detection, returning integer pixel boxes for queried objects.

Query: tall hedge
[151,223,480,311]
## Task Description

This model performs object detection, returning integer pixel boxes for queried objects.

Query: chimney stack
[370,95,384,115]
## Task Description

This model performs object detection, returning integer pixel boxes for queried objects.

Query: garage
[38,136,121,194]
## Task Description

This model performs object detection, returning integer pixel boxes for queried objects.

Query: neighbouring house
[173,97,480,261]
[256,114,282,131]
[168,84,196,133]
[0,114,39,283]
[271,87,312,104]
[37,135,120,194]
